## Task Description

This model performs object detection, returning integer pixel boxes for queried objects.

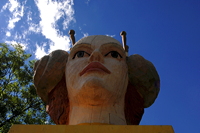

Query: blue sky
[0,0,200,132]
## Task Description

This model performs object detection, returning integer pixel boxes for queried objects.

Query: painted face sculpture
[33,32,160,125]
[66,36,128,107]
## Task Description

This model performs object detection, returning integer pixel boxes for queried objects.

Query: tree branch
[0,102,41,127]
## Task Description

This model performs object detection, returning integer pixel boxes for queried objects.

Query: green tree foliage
[0,43,52,133]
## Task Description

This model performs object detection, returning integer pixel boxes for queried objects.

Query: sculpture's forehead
[74,35,122,47]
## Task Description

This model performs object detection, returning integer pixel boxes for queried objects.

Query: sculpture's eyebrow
[70,43,92,52]
[70,42,125,55]
[100,43,125,53]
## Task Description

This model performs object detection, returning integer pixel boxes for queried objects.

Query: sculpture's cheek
[103,59,128,100]
[65,57,89,104]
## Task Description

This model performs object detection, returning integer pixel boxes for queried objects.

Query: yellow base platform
[9,125,174,133]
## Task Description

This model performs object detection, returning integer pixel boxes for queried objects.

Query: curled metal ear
[120,31,129,56]
[69,29,76,45]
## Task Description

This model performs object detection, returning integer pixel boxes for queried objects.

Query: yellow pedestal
[8,125,174,133]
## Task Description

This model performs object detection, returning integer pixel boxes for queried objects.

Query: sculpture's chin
[71,77,114,106]
[82,77,105,91]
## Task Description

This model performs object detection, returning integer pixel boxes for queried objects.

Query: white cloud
[106,34,116,38]
[35,43,48,59]
[8,0,19,12]
[1,0,75,59]
[83,32,89,37]
[1,3,9,12]
[5,40,27,50]
[13,30,29,40]
[85,0,91,5]
[27,11,32,21]
[34,0,75,56]
[5,40,18,45]
[6,31,11,37]
[4,0,25,30]
[0,0,29,51]
[26,10,41,33]
[3,31,29,50]
[29,23,41,33]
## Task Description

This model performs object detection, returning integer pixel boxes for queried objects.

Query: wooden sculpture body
[33,35,160,125]
[66,36,128,125]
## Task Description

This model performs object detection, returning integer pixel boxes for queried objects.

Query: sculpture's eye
[105,51,122,59]
[72,51,90,59]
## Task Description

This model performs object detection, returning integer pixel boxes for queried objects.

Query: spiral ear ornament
[33,50,69,104]
[127,54,160,108]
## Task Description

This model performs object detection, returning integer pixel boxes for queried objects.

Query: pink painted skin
[79,62,111,76]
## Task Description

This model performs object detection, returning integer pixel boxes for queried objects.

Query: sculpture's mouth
[79,62,111,76]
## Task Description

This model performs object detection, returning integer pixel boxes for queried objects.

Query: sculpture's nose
[89,50,104,63]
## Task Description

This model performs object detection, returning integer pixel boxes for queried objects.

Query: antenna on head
[120,31,129,56]
[69,30,76,45]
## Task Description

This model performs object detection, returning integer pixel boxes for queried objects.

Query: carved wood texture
[46,78,144,125]
[125,82,144,125]
[47,75,69,124]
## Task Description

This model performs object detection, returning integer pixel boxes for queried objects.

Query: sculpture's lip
[79,62,111,76]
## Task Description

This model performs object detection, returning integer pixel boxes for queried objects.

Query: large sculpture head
[33,31,160,125]
[66,35,128,107]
